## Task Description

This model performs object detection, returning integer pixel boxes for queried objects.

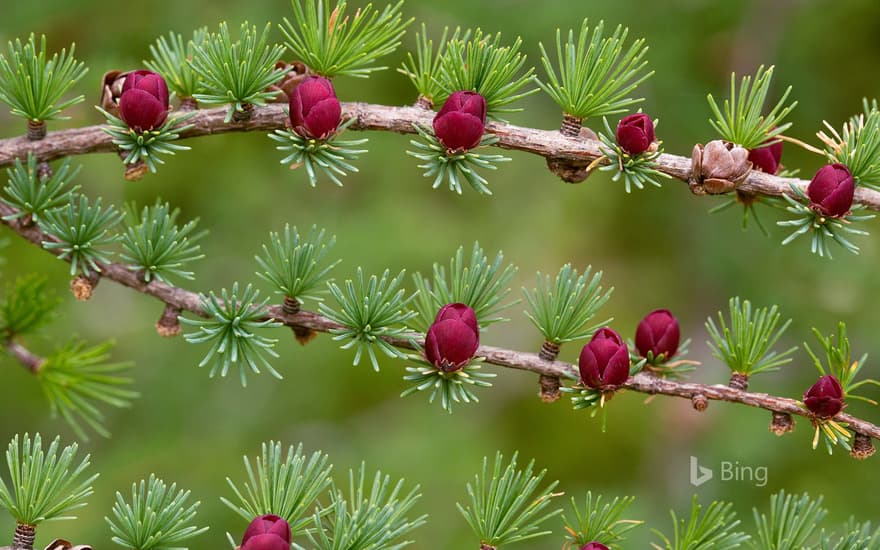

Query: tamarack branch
[2,102,880,210]
[2,199,877,445]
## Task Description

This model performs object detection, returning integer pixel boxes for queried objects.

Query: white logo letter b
[690,456,713,487]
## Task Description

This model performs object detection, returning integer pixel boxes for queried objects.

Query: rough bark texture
[2,102,879,209]
[2,200,879,444]
[0,102,878,455]
[12,523,35,550]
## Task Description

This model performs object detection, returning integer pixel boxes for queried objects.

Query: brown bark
[1,159,879,446]
[12,523,35,550]
[1,102,878,210]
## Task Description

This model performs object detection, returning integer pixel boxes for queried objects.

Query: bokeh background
[2,0,880,547]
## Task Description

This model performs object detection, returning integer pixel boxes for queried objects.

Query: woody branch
[1,103,877,209]
[2,199,878,442]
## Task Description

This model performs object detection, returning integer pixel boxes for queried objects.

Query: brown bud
[538,340,560,362]
[692,393,709,411]
[769,411,795,435]
[292,325,318,345]
[70,273,99,301]
[850,432,875,460]
[415,95,434,110]
[100,70,129,115]
[728,372,749,391]
[122,155,149,181]
[282,296,301,315]
[559,113,584,137]
[267,60,310,104]
[539,374,561,403]
[689,140,751,195]
[155,304,182,337]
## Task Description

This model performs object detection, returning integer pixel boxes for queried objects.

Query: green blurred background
[2,0,880,547]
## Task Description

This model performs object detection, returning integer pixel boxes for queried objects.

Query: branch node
[178,97,198,111]
[851,432,876,460]
[545,157,593,183]
[123,159,148,182]
[728,372,749,391]
[691,393,709,412]
[546,127,598,183]
[231,103,255,123]
[26,120,46,141]
[538,374,562,403]
[70,273,100,301]
[538,340,560,362]
[415,95,433,110]
[117,149,148,181]
[769,411,795,435]
[13,522,36,550]
[282,295,301,315]
[292,325,318,346]
[559,113,583,137]
[155,304,182,337]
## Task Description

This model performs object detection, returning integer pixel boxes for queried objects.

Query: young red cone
[289,76,342,139]
[615,113,655,155]
[578,328,630,389]
[118,70,170,131]
[804,374,845,418]
[434,302,479,333]
[241,514,291,550]
[424,303,479,372]
[635,309,680,361]
[807,163,855,218]
[432,91,487,153]
[748,140,783,175]
[581,543,610,550]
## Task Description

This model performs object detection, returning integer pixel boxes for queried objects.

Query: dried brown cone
[689,140,751,195]
[850,432,876,460]
[43,539,93,550]
[769,411,795,435]
[155,304,182,337]
[692,393,709,411]
[70,273,99,301]
[728,372,749,391]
